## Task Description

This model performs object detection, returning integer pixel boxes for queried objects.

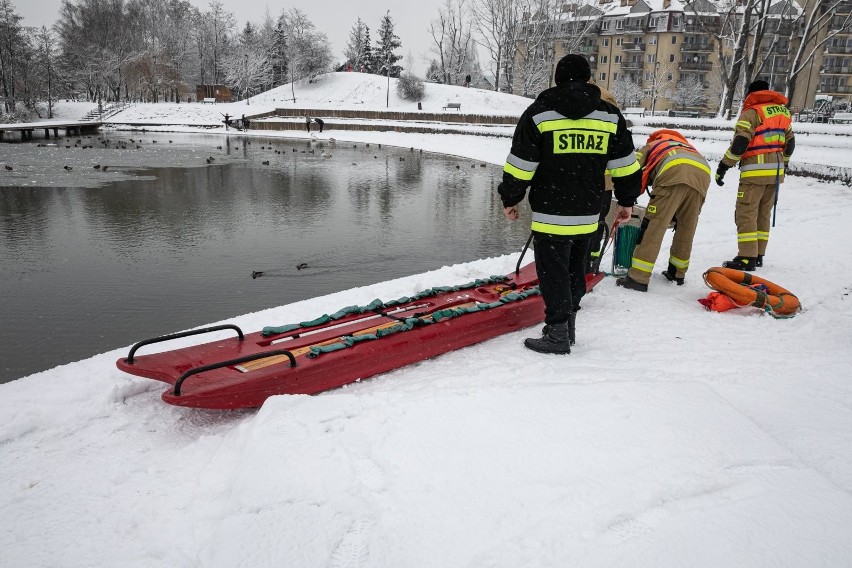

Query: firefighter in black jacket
[499,54,641,354]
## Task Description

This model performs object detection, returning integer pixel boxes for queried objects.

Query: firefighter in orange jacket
[616,129,711,292]
[716,79,795,271]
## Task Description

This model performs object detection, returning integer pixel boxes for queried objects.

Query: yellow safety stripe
[724,149,739,161]
[530,221,598,236]
[736,120,752,129]
[536,118,617,135]
[631,257,655,273]
[757,231,770,241]
[503,162,535,181]
[741,168,784,178]
[669,255,689,269]
[737,232,758,242]
[659,157,711,176]
[609,158,640,178]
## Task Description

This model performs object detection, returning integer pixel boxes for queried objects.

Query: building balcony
[679,61,712,71]
[622,42,646,51]
[825,45,852,55]
[818,84,852,94]
[822,64,852,74]
[621,61,644,70]
[681,43,714,53]
[574,44,598,54]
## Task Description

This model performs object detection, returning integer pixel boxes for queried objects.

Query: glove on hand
[715,164,729,187]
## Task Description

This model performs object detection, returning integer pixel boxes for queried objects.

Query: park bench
[829,112,852,124]
[443,102,462,111]
[202,98,216,104]
[623,107,646,117]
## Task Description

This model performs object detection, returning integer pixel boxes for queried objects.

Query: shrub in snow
[397,73,425,102]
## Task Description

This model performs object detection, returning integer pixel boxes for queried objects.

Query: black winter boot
[616,275,648,292]
[722,256,757,271]
[662,263,685,285]
[756,255,764,268]
[567,311,576,346]
[524,323,571,354]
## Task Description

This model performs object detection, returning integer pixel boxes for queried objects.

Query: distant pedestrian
[464,74,471,87]
[241,114,250,130]
[314,118,324,133]
[223,113,231,130]
[305,114,311,133]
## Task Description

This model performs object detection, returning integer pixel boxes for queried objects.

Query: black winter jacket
[498,82,641,237]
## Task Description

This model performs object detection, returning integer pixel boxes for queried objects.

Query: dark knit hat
[747,79,770,94]
[555,54,591,85]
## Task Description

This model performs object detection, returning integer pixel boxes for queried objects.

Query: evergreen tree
[376,10,402,77]
[362,25,374,73]
[344,17,367,70]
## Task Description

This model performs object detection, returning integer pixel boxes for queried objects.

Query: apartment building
[516,0,850,115]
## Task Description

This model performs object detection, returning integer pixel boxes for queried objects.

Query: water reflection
[0,133,531,383]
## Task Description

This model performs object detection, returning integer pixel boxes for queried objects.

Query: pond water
[0,132,530,383]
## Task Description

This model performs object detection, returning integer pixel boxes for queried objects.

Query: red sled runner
[116,264,605,410]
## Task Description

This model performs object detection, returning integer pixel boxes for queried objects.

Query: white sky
[15,0,446,74]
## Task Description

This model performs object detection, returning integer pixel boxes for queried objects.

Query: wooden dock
[0,120,101,142]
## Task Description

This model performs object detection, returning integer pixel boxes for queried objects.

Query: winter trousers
[533,234,591,326]
[627,183,705,285]
[735,181,777,257]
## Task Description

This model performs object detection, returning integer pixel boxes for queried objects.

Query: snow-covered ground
[2,74,852,567]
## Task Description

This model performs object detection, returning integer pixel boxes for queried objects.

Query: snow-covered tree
[672,74,707,110]
[277,8,332,102]
[611,74,643,108]
[429,0,477,86]
[344,17,368,71]
[375,10,403,77]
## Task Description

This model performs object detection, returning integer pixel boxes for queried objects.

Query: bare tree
[672,73,707,110]
[610,73,643,108]
[472,0,522,92]
[0,0,23,114]
[645,60,676,115]
[429,0,475,85]
[782,0,852,105]
[515,0,562,96]
[278,8,332,102]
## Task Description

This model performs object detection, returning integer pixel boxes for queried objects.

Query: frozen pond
[0,132,530,383]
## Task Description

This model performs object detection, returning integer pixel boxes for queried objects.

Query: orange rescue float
[701,267,801,317]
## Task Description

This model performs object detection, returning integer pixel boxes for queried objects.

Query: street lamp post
[651,61,661,115]
[386,52,391,108]
[244,53,250,105]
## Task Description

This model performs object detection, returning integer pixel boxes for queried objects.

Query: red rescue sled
[116,264,604,409]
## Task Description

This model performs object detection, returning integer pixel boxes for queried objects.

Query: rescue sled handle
[124,324,246,364]
[173,349,297,396]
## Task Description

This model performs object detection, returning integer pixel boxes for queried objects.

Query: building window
[615,55,622,64]
[649,36,657,45]
[601,55,608,64]
[600,72,607,81]
[649,17,658,28]
[667,73,673,81]
[647,54,656,63]
[616,37,623,46]
[672,36,677,44]
[603,38,610,46]
[601,20,610,31]
[670,53,675,62]
[645,72,652,81]
[615,19,624,30]
[613,72,619,80]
